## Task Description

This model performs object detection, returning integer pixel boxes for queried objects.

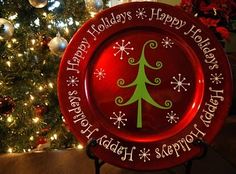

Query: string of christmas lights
[0,0,107,153]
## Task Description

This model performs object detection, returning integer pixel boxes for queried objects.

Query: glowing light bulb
[43,12,47,17]
[75,21,80,26]
[7,116,13,123]
[77,144,83,150]
[34,18,40,26]
[8,148,13,153]
[29,136,34,141]
[14,23,20,29]
[31,39,36,45]
[30,95,35,101]
[48,0,61,11]
[53,134,58,140]
[68,17,74,25]
[38,86,44,91]
[32,117,40,123]
[8,13,18,20]
[61,116,66,122]
[17,53,23,57]
[57,21,67,28]
[7,43,12,48]
[90,12,97,18]
[48,82,54,88]
[11,38,17,43]
[6,61,11,67]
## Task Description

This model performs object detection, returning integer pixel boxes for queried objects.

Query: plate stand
[86,139,208,174]
[184,139,208,174]
[86,139,105,174]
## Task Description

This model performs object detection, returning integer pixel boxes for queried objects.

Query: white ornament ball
[85,0,104,13]
[28,0,48,8]
[0,18,14,41]
[48,33,68,56]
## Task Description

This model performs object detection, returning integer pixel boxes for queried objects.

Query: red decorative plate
[58,2,233,171]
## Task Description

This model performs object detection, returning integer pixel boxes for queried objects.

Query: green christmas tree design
[115,40,172,128]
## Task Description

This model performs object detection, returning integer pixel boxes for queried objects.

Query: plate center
[87,28,204,142]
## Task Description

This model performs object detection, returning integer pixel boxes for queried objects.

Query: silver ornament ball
[48,33,68,56]
[29,0,48,8]
[0,18,14,41]
[85,0,104,13]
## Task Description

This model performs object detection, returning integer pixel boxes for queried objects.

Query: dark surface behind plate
[0,137,236,174]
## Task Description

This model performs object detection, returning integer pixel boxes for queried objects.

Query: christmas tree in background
[0,0,105,153]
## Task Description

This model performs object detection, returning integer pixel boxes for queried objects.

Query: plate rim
[57,2,233,171]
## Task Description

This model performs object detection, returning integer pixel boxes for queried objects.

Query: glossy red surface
[58,2,233,171]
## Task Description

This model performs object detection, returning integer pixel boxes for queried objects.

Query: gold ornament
[0,18,14,41]
[48,33,68,56]
[28,0,48,8]
[85,0,104,14]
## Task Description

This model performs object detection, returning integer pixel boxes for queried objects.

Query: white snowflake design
[94,68,106,80]
[171,74,191,92]
[67,76,79,87]
[161,37,174,48]
[113,40,134,60]
[166,111,179,124]
[210,73,224,84]
[136,8,147,19]
[110,111,127,129]
[139,148,151,162]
